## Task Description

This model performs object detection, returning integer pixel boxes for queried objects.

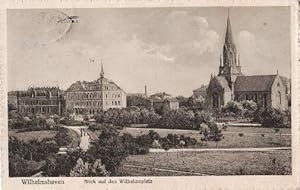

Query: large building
[206,14,289,110]
[65,63,126,114]
[9,87,65,115]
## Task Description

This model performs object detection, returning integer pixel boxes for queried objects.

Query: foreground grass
[121,150,291,176]
[8,130,58,142]
[9,128,80,148]
[120,127,291,148]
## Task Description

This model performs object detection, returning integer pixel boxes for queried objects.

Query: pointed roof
[225,11,234,46]
[223,10,236,53]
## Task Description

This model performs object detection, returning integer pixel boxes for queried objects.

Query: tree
[87,128,128,175]
[89,159,110,176]
[69,158,90,177]
[222,101,244,118]
[208,122,223,147]
[241,100,257,120]
[44,149,86,177]
[194,111,214,129]
[199,122,223,147]
[54,127,73,146]
[255,108,288,128]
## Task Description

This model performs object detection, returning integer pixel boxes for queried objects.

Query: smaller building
[193,85,207,99]
[10,87,64,115]
[149,92,179,113]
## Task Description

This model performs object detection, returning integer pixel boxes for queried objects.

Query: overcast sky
[8,7,290,96]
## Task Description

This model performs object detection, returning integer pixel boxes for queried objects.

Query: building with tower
[65,62,126,113]
[206,13,289,110]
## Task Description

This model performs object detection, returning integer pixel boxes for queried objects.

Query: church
[206,14,289,110]
[65,62,127,114]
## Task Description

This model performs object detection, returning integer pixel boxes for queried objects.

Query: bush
[254,108,289,128]
[221,101,244,118]
[154,109,196,129]
[44,149,88,177]
[87,128,128,175]
[54,127,73,146]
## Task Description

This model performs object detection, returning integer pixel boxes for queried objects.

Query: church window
[246,94,249,100]
[277,82,280,87]
[277,91,281,105]
[254,94,258,102]
[212,93,219,108]
[263,94,267,108]
[235,95,239,101]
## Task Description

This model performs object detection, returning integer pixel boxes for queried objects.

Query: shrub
[254,108,289,128]
[54,127,73,146]
[240,100,257,120]
[87,128,128,175]
[222,101,244,118]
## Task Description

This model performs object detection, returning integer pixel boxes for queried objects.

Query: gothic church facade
[206,14,289,110]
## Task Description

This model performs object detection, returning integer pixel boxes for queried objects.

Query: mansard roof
[16,87,61,97]
[234,75,278,92]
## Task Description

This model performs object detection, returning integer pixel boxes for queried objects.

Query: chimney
[145,85,147,97]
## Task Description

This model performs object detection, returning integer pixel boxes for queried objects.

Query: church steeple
[224,11,235,51]
[218,9,242,86]
[100,58,104,79]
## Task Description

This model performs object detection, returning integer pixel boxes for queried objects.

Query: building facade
[149,92,179,112]
[10,87,64,115]
[206,14,289,110]
[65,64,126,114]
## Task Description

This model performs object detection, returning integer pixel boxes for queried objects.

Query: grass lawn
[121,150,291,176]
[120,127,291,148]
[8,130,58,142]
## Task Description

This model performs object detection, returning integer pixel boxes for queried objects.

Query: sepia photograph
[6,6,293,178]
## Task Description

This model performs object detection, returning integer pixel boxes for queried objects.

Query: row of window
[18,100,60,105]
[18,106,60,114]
[74,101,102,107]
[67,92,122,100]
[72,100,122,107]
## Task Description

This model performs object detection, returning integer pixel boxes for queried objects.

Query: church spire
[100,58,104,79]
[217,9,243,87]
[225,9,235,48]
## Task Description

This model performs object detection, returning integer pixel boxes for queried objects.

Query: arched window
[212,93,219,108]
[277,91,281,105]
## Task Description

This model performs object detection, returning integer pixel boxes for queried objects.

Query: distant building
[65,63,126,114]
[193,85,207,99]
[10,87,64,115]
[149,92,179,112]
[206,14,289,110]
